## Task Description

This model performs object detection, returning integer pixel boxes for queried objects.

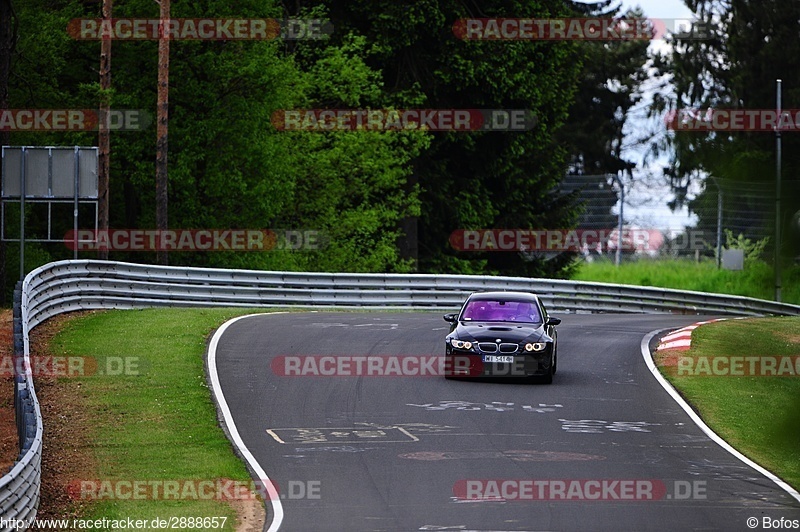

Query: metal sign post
[775,80,782,302]
[1,146,99,279]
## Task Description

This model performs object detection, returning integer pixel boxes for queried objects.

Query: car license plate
[483,355,514,363]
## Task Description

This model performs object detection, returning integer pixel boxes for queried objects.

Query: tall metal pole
[614,174,624,267]
[714,177,722,269]
[19,146,24,280]
[716,187,722,268]
[73,147,79,259]
[775,80,782,302]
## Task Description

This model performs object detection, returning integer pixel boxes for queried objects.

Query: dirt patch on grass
[0,309,18,474]
[29,311,98,522]
[774,331,800,347]
[230,497,267,531]
[654,348,683,367]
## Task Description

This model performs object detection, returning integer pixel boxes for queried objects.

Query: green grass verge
[573,259,800,305]
[657,316,800,490]
[49,308,273,529]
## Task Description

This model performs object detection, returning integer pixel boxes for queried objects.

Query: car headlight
[524,342,546,352]
[450,338,473,350]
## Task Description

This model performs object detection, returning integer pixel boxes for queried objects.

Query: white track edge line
[208,313,286,531]
[641,328,800,504]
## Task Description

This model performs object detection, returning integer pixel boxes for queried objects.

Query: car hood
[453,321,547,343]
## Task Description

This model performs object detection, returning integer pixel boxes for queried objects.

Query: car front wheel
[552,340,558,375]
[540,350,555,384]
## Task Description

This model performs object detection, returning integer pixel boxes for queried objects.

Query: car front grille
[478,342,519,354]
[499,343,519,354]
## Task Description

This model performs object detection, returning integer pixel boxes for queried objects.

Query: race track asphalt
[211,312,800,531]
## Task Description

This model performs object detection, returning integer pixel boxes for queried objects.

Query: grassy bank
[47,308,269,529]
[656,316,800,490]
[573,259,800,304]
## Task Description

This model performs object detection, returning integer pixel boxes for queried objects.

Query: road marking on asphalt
[355,422,457,433]
[399,450,605,462]
[266,426,419,444]
[293,446,379,453]
[559,419,661,433]
[308,321,399,329]
[418,526,472,530]
[407,401,563,413]
[208,312,289,532]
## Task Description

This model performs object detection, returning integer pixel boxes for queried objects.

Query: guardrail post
[13,281,24,455]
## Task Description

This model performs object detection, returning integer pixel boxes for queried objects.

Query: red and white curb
[656,318,745,351]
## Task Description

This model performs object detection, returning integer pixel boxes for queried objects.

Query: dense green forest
[2,0,796,301]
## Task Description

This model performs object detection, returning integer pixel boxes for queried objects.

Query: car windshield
[460,299,541,323]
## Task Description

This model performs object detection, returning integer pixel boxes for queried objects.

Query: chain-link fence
[561,174,780,264]
[682,178,775,261]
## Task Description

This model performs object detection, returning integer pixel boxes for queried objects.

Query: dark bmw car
[443,291,561,383]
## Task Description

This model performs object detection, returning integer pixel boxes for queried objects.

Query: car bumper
[445,348,552,378]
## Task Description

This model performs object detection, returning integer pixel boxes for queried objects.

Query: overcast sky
[615,0,698,232]
[572,0,693,19]
[620,0,693,19]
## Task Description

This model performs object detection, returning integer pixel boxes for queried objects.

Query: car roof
[466,291,540,303]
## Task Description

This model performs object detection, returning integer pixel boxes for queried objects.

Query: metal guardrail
[24,260,800,324]
[1,282,43,529]
[5,259,800,528]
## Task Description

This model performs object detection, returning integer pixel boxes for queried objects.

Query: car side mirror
[443,313,457,323]
[546,317,561,326]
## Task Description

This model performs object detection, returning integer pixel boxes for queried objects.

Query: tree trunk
[156,0,169,265]
[98,0,112,260]
[0,0,16,303]
[398,170,418,270]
